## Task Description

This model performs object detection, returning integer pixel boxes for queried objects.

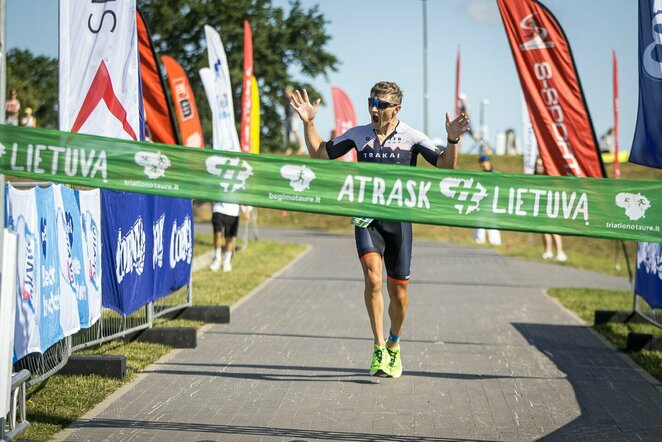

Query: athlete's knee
[364,268,382,292]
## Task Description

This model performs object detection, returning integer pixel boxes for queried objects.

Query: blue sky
[8,0,638,153]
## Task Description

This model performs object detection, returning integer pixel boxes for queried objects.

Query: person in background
[473,155,501,246]
[209,201,240,272]
[21,107,36,127]
[290,81,469,379]
[535,156,567,262]
[5,88,20,126]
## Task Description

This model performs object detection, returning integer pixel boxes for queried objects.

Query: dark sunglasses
[368,97,398,110]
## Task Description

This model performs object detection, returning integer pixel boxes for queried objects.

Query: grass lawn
[548,288,662,383]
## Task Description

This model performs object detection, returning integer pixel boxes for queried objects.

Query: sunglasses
[368,97,398,110]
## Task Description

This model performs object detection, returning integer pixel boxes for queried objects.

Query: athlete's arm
[290,89,329,159]
[436,112,468,169]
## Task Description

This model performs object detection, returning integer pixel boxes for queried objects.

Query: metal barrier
[1,369,30,442]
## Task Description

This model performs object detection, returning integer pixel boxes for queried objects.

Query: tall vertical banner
[136,9,180,145]
[59,0,140,140]
[522,92,539,174]
[454,47,461,117]
[497,0,605,178]
[203,25,241,151]
[613,50,621,179]
[78,189,102,328]
[162,55,205,148]
[250,75,260,154]
[240,21,253,153]
[630,0,662,169]
[331,87,358,162]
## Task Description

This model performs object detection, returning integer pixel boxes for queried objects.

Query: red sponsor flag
[455,47,461,117]
[497,0,605,177]
[162,55,205,148]
[331,86,357,162]
[136,9,179,145]
[240,21,253,153]
[613,50,621,179]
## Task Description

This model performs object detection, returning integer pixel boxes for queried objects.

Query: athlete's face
[369,94,401,132]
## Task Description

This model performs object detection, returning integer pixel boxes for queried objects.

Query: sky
[7,0,638,153]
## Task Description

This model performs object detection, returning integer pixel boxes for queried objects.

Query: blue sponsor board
[635,242,662,309]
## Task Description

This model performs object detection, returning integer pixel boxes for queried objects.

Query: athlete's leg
[386,278,409,347]
[360,253,385,346]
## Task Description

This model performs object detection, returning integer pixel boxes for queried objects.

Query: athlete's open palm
[446,112,470,141]
[290,89,320,123]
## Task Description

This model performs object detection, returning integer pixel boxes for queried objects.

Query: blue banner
[101,190,155,315]
[630,0,662,168]
[152,197,193,299]
[635,242,662,309]
[35,186,65,354]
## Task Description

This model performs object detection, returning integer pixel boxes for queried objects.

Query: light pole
[422,0,428,136]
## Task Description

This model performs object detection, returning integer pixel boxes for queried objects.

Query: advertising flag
[497,0,605,178]
[250,75,260,154]
[6,186,42,360]
[331,87,358,162]
[79,189,102,327]
[203,25,241,151]
[240,21,253,153]
[52,185,83,337]
[630,0,662,169]
[162,55,205,148]
[59,0,140,139]
[613,50,622,179]
[136,9,180,145]
[455,47,461,117]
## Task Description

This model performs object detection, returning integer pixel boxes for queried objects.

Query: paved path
[56,227,662,441]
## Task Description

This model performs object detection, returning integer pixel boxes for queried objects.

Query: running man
[290,81,469,378]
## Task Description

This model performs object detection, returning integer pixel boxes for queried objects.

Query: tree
[138,0,338,152]
[7,49,58,128]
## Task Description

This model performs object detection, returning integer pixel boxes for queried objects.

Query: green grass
[548,288,662,383]
[18,237,305,441]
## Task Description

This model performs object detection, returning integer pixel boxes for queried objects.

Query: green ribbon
[1,125,660,242]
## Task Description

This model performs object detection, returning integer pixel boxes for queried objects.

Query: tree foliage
[7,49,59,128]
[139,0,338,152]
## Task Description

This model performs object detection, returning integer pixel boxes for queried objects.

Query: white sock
[214,248,222,259]
[223,251,232,263]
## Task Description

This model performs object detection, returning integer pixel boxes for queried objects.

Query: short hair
[370,81,402,105]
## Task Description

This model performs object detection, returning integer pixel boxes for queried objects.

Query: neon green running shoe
[370,345,391,376]
[386,345,402,378]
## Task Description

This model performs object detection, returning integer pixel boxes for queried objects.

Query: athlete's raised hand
[445,112,470,141]
[290,89,321,124]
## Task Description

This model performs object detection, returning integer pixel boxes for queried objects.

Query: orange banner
[497,0,605,177]
[161,55,205,148]
[136,9,179,145]
[240,21,253,153]
[331,86,357,162]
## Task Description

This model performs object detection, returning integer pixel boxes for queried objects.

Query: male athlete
[290,81,469,378]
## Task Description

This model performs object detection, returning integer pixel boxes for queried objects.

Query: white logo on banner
[642,0,662,80]
[637,242,662,279]
[205,156,253,192]
[280,165,316,192]
[439,178,488,215]
[115,217,146,284]
[135,151,171,179]
[519,13,554,51]
[615,192,651,221]
[169,216,193,268]
[153,214,165,269]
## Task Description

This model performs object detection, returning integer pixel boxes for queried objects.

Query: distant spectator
[21,107,36,127]
[209,202,240,272]
[5,88,20,126]
[599,127,615,153]
[473,155,501,246]
[535,156,567,262]
[457,93,492,155]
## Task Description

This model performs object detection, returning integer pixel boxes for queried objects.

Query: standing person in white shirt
[210,202,240,272]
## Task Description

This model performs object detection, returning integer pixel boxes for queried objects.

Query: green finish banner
[1,125,660,242]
